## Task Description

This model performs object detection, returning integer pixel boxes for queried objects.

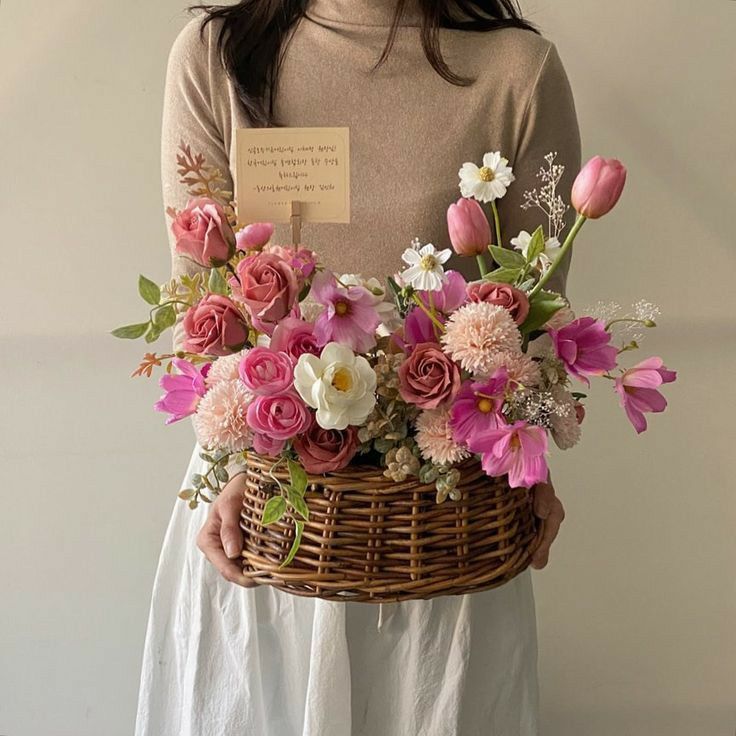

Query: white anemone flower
[458,151,515,202]
[294,342,377,430]
[399,241,451,292]
[511,230,562,271]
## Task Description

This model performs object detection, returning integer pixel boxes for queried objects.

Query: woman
[136,1,576,734]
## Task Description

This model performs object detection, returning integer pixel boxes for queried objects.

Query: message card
[235,127,351,225]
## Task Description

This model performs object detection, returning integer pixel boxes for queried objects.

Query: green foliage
[525,226,546,265]
[488,244,526,269]
[153,304,177,330]
[287,487,310,521]
[483,266,521,285]
[208,267,228,296]
[138,275,161,306]
[288,459,308,496]
[262,495,287,525]
[111,322,149,339]
[280,520,304,568]
[520,290,567,334]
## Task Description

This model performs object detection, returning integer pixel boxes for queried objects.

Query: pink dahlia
[310,271,380,353]
[154,358,208,425]
[470,420,549,489]
[192,379,253,453]
[449,368,508,448]
[614,356,676,434]
[441,301,522,376]
[415,408,470,465]
[548,316,618,386]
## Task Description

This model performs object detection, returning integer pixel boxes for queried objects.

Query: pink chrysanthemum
[192,379,253,453]
[205,350,249,388]
[481,350,542,388]
[441,302,521,376]
[415,408,470,466]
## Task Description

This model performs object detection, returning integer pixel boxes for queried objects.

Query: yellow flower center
[478,166,495,182]
[420,254,438,271]
[477,397,494,414]
[510,435,521,450]
[332,367,353,392]
[335,300,349,316]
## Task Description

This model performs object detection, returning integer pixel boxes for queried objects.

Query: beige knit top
[163,0,581,351]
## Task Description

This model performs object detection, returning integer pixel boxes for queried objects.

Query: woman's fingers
[197,509,256,588]
[531,482,565,570]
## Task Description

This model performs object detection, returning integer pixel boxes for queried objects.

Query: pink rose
[182,294,248,356]
[251,432,286,458]
[571,156,627,219]
[236,222,274,251]
[293,417,359,474]
[466,281,530,325]
[398,341,462,409]
[270,317,320,360]
[230,252,300,335]
[247,390,311,444]
[238,347,294,395]
[265,243,318,278]
[171,197,235,267]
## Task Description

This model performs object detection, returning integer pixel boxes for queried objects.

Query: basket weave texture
[240,453,539,602]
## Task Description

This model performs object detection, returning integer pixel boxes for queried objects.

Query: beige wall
[1,1,734,734]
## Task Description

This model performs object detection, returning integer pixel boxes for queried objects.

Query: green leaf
[287,486,310,521]
[262,495,287,525]
[280,520,304,568]
[525,226,546,265]
[214,465,229,484]
[178,489,196,501]
[111,322,149,339]
[520,290,567,334]
[144,324,162,344]
[288,459,308,496]
[488,245,526,269]
[208,268,228,296]
[153,304,177,330]
[138,275,161,306]
[483,266,521,285]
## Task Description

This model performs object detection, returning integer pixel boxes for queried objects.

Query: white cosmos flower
[510,230,562,271]
[293,342,377,430]
[399,241,451,292]
[458,151,515,203]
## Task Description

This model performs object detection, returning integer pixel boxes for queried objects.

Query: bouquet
[114,144,676,564]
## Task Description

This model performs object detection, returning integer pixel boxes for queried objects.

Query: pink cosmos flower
[265,244,318,278]
[470,420,549,489]
[449,368,508,447]
[310,271,380,353]
[154,358,209,424]
[614,356,677,434]
[548,316,618,386]
[270,317,320,360]
[247,390,312,453]
[238,347,294,396]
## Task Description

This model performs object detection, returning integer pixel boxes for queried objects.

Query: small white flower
[510,230,561,271]
[293,342,377,430]
[458,151,515,203]
[399,241,451,292]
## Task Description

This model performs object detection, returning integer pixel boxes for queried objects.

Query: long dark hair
[190,0,537,127]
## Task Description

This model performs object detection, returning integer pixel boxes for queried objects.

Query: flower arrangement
[114,143,676,563]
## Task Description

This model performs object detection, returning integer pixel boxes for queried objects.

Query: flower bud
[236,222,274,251]
[571,156,627,219]
[447,198,491,256]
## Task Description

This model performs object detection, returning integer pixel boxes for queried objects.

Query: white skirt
[135,444,540,736]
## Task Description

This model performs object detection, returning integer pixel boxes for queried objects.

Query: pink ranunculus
[466,281,530,326]
[548,316,618,386]
[182,294,249,357]
[265,243,318,278]
[171,197,235,267]
[614,356,676,434]
[571,156,627,219]
[310,271,380,353]
[399,341,462,409]
[270,317,320,360]
[447,197,492,256]
[449,368,508,447]
[470,420,549,489]
[154,358,208,424]
[236,222,274,252]
[238,346,294,396]
[293,416,359,474]
[247,390,312,448]
[230,252,300,335]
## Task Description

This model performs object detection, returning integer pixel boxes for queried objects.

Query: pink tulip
[236,222,274,251]
[614,357,676,434]
[154,358,209,424]
[571,156,627,219]
[447,198,492,256]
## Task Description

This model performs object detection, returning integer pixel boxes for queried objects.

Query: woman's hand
[196,472,257,588]
[530,478,566,570]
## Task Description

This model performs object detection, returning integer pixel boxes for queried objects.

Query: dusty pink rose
[571,156,627,219]
[236,222,274,251]
[270,317,320,360]
[238,347,294,395]
[466,281,530,325]
[182,294,248,356]
[399,341,462,409]
[247,390,312,453]
[171,197,235,267]
[293,417,359,474]
[230,252,300,335]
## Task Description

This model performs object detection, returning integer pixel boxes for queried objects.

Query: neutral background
[1,1,734,734]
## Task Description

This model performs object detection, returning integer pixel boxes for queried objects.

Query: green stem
[529,214,587,297]
[605,317,656,331]
[491,201,503,249]
[476,253,488,278]
[411,293,445,333]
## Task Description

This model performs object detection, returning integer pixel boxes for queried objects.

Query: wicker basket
[240,453,540,602]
